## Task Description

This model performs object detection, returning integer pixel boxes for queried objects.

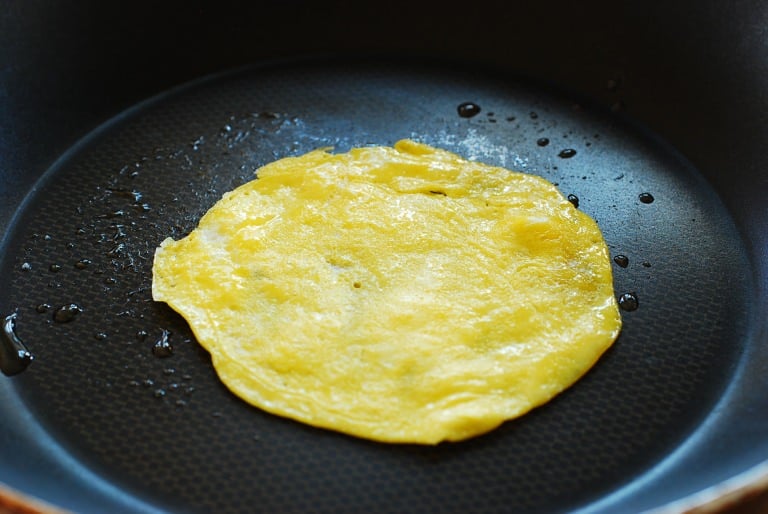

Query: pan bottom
[0,59,753,513]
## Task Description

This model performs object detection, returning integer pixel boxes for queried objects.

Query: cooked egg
[152,139,621,444]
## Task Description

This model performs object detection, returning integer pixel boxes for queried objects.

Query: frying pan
[1,1,767,513]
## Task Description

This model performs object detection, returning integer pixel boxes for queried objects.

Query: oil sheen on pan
[152,139,622,444]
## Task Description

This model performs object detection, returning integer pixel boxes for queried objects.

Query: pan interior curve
[0,60,753,514]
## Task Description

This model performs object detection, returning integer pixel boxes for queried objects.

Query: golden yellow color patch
[152,140,621,444]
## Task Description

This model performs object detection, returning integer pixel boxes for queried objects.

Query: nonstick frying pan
[1,2,767,513]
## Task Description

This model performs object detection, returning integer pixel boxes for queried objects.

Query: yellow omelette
[152,139,621,444]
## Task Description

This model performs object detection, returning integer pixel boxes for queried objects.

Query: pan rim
[0,55,765,514]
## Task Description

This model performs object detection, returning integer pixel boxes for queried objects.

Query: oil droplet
[49,264,62,273]
[53,303,83,323]
[106,243,126,258]
[1,314,34,376]
[152,329,173,358]
[567,194,579,208]
[74,259,92,270]
[639,192,655,204]
[457,102,481,118]
[558,149,577,159]
[613,255,629,268]
[94,332,108,341]
[190,136,205,151]
[618,292,639,311]
[353,281,362,288]
[36,303,51,313]
[108,210,127,219]
[536,137,550,147]
[153,388,166,398]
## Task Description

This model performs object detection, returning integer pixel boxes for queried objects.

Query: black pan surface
[0,58,761,513]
